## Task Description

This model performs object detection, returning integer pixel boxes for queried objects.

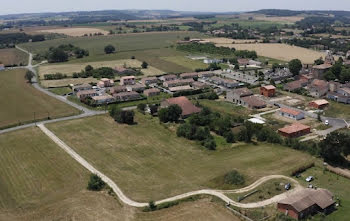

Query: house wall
[260,88,275,97]
[279,127,310,138]
[279,111,304,120]
[277,204,299,219]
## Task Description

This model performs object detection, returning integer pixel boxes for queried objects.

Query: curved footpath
[38,123,303,209]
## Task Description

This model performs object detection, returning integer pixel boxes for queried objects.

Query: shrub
[202,138,216,150]
[224,170,245,185]
[137,103,146,113]
[148,201,157,211]
[109,106,135,124]
[87,174,105,191]
[158,104,182,123]
[104,44,116,54]
[290,162,315,176]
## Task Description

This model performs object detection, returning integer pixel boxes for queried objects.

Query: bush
[148,201,157,211]
[224,170,245,185]
[104,44,116,54]
[290,162,315,176]
[224,131,235,143]
[87,174,106,191]
[137,103,146,113]
[202,138,216,150]
[158,104,182,123]
[109,106,135,124]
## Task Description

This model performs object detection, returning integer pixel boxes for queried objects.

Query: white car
[325,120,329,125]
[306,176,314,182]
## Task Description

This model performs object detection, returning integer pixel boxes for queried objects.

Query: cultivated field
[38,59,164,78]
[38,27,109,36]
[0,48,28,66]
[0,69,79,128]
[214,43,327,64]
[47,113,314,202]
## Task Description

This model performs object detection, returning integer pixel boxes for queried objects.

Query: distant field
[250,14,305,23]
[214,43,327,64]
[203,38,261,44]
[0,48,28,66]
[47,114,313,202]
[160,56,208,71]
[38,27,109,36]
[0,69,79,128]
[41,77,99,88]
[39,59,164,78]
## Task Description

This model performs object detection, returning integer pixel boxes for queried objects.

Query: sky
[1,0,350,15]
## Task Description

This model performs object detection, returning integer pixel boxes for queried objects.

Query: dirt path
[38,123,303,209]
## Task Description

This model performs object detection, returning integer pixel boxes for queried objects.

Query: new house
[163,79,194,88]
[279,108,305,120]
[209,76,239,88]
[284,79,308,92]
[143,88,160,97]
[141,77,158,85]
[107,85,127,94]
[260,85,276,97]
[308,79,329,98]
[226,87,253,104]
[278,123,311,138]
[327,87,350,104]
[120,76,135,86]
[161,96,201,118]
[198,71,214,78]
[191,81,208,89]
[126,83,145,92]
[278,188,335,220]
[159,74,177,82]
[180,72,198,79]
[309,99,329,109]
[113,91,141,101]
[240,95,267,109]
[76,89,98,100]
[169,85,193,93]
[91,94,115,105]
[97,78,114,88]
[73,83,92,94]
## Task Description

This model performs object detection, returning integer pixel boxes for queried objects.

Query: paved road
[38,123,303,209]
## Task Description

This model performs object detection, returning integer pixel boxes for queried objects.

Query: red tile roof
[165,96,201,116]
[280,107,302,116]
[278,123,310,134]
[261,85,276,90]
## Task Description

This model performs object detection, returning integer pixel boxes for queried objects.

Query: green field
[324,100,350,120]
[49,86,72,95]
[47,113,313,202]
[0,69,79,128]
[160,56,208,71]
[198,99,253,118]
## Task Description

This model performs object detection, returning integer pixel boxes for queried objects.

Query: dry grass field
[38,59,164,79]
[40,77,99,88]
[214,42,327,64]
[204,38,261,44]
[47,113,314,202]
[38,27,109,36]
[0,69,79,128]
[0,48,28,66]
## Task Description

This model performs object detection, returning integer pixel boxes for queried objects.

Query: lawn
[296,164,350,220]
[49,87,72,95]
[0,48,28,66]
[0,69,79,128]
[47,113,314,202]
[198,99,252,118]
[160,56,208,71]
[0,127,89,211]
[324,100,350,120]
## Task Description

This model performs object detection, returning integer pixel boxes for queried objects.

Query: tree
[48,48,68,63]
[85,65,93,72]
[104,45,116,54]
[109,106,135,124]
[24,70,35,83]
[224,131,235,143]
[314,57,324,65]
[141,61,148,69]
[159,105,182,123]
[202,138,216,150]
[288,59,302,76]
[87,174,106,191]
[137,103,146,113]
[323,70,336,81]
[320,131,350,165]
[149,104,158,116]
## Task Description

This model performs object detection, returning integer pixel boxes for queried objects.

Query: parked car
[308,184,313,188]
[285,183,291,190]
[306,176,314,182]
[325,120,329,125]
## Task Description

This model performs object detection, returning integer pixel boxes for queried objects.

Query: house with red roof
[260,85,276,97]
[161,96,201,118]
[278,123,311,138]
[279,108,304,120]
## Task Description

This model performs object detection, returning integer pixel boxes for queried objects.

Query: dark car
[285,183,291,190]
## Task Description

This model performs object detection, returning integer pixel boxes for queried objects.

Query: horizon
[2,0,350,16]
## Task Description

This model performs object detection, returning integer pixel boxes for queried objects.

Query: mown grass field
[198,99,253,118]
[0,48,28,66]
[324,100,350,120]
[0,69,79,128]
[160,56,208,71]
[47,113,314,202]
[0,128,240,221]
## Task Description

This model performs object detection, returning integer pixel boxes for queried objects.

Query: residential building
[278,123,311,138]
[120,76,135,85]
[141,77,158,85]
[113,91,141,102]
[308,79,329,98]
[163,79,194,88]
[203,58,222,64]
[115,66,136,75]
[97,78,114,88]
[169,85,193,93]
[284,79,308,92]
[192,81,208,89]
[198,71,214,78]
[143,88,160,97]
[73,83,92,94]
[159,74,177,82]
[279,108,304,120]
[126,83,145,92]
[265,68,293,81]
[91,95,115,105]
[209,76,239,88]
[312,64,332,79]
[241,95,267,109]
[180,72,198,79]
[226,87,253,104]
[161,96,201,118]
[260,85,276,97]
[277,188,335,220]
[76,89,98,100]
[309,99,329,109]
[107,85,127,94]
[237,58,249,66]
[327,87,350,104]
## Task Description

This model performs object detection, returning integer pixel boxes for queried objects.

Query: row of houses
[226,87,267,109]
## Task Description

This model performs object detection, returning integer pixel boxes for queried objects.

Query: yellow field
[214,42,328,64]
[41,77,99,88]
[203,38,261,44]
[38,27,109,36]
[38,59,164,79]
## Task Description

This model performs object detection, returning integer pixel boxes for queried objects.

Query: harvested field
[0,48,28,66]
[0,69,79,128]
[47,113,313,202]
[38,59,164,78]
[203,38,261,44]
[41,77,99,88]
[38,27,109,37]
[214,43,327,64]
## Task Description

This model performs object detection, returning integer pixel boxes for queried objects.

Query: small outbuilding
[309,99,329,109]
[279,108,304,120]
[260,85,276,97]
[278,123,311,138]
